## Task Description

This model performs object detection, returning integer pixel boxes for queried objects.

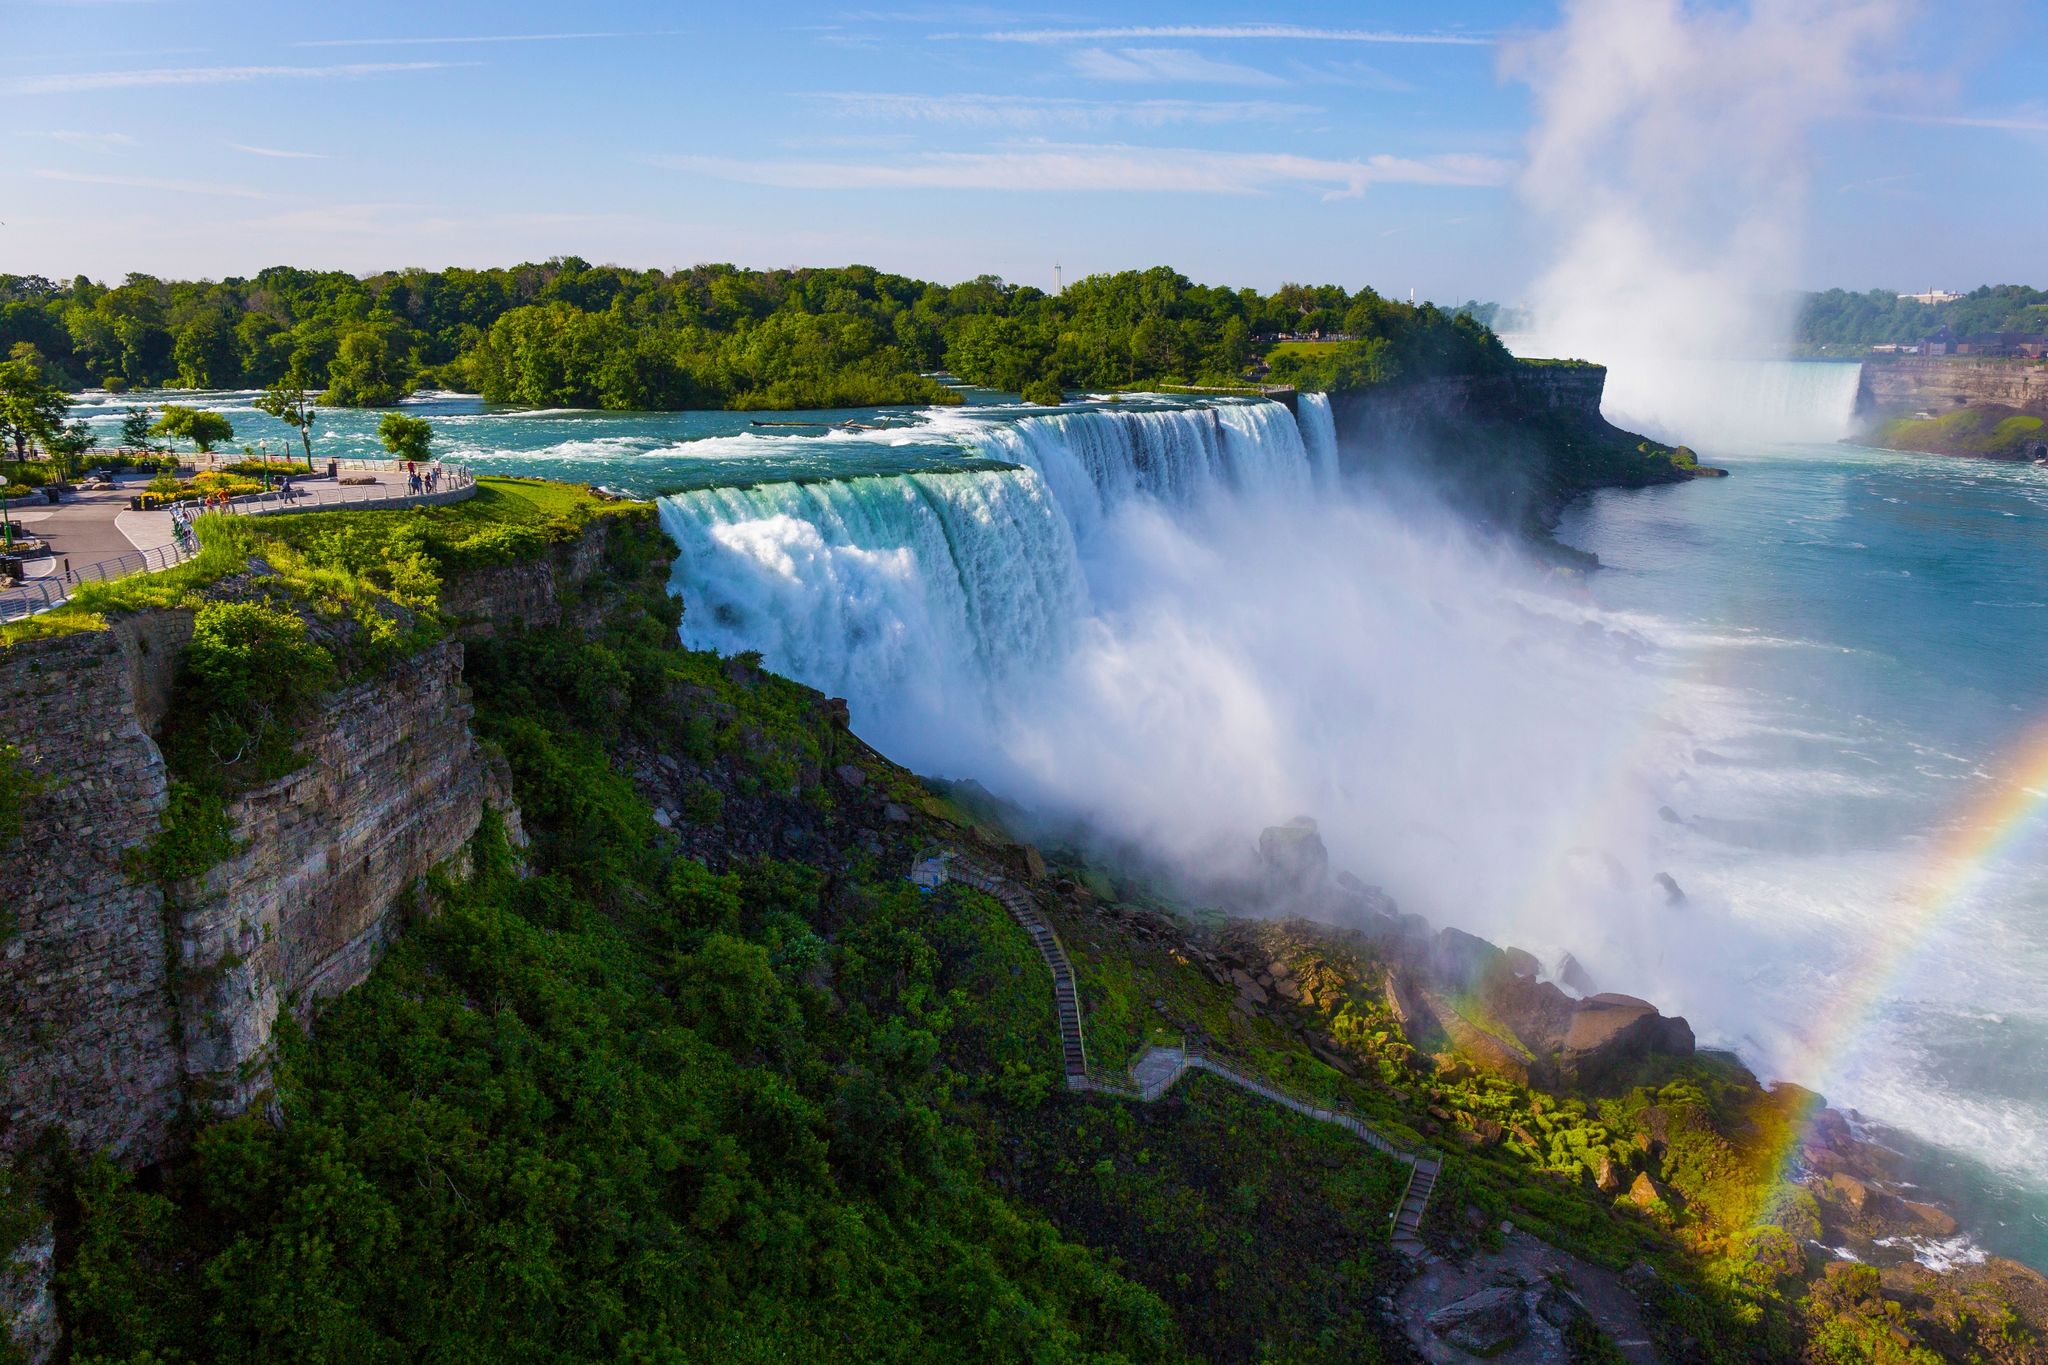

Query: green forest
[1795,284,2048,351]
[0,262,1509,412]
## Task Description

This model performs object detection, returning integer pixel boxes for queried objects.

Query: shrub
[172,600,334,781]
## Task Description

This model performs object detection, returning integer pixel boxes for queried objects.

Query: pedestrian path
[934,851,1442,1256]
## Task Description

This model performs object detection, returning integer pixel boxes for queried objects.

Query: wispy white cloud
[16,130,137,153]
[941,24,1492,47]
[227,142,329,159]
[291,31,681,48]
[35,168,264,199]
[806,91,1312,130]
[8,60,465,94]
[654,142,1513,200]
[1067,47,1284,86]
[1880,110,2048,134]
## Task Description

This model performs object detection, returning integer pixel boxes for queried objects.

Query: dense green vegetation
[1796,285,2048,351]
[1874,406,2046,460]
[0,263,1510,413]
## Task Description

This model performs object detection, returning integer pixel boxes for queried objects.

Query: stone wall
[1859,357,2048,415]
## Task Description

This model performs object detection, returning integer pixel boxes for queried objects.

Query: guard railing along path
[0,465,476,623]
[935,853,1442,1257]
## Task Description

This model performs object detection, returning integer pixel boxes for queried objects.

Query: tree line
[0,261,1510,412]
[1796,284,2048,350]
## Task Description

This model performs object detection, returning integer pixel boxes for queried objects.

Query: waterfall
[1295,392,1341,488]
[659,399,1319,766]
[1600,359,1866,448]
[959,401,1317,547]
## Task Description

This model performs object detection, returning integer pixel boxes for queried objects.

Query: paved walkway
[1,464,473,622]
[938,852,1442,1256]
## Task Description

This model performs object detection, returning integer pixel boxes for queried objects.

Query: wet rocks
[1559,993,1695,1089]
[1555,952,1598,996]
[1258,815,1328,894]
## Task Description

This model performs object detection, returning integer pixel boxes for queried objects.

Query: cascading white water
[1598,358,1866,448]
[661,401,1327,769]
[1296,392,1341,489]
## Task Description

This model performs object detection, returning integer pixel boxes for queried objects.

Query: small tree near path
[119,406,154,452]
[378,412,433,464]
[255,368,317,463]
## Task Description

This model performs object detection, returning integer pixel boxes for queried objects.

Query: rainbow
[1755,712,2048,1203]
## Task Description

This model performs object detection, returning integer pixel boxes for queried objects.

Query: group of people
[405,461,444,495]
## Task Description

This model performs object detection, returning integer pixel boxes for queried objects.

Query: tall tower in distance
[1054,262,1063,295]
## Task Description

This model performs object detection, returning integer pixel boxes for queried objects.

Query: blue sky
[2,0,2044,299]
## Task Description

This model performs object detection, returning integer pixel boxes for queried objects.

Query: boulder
[1481,971,1578,1057]
[1431,926,1506,993]
[1903,1200,1960,1238]
[1829,1172,1871,1215]
[1560,994,1694,1088]
[834,764,868,789]
[1653,871,1686,905]
[1426,1286,1529,1356]
[1535,1282,1593,1330]
[1629,1172,1677,1212]
[1502,946,1541,979]
[820,696,851,729]
[1258,816,1328,893]
[1595,1156,1624,1194]
[1555,952,1598,996]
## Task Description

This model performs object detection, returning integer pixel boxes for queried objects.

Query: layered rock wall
[0,625,184,1165]
[1859,358,2048,415]
[172,641,518,1114]
[2,608,527,1159]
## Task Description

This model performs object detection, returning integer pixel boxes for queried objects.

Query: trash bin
[327,459,339,480]
[44,487,61,505]
[129,494,144,511]
[1,558,22,583]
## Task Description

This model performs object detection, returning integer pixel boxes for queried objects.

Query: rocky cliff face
[0,625,184,1166]
[0,524,646,1172]
[0,629,516,1165]
[172,641,519,1116]
[1859,357,2048,415]
[1327,363,1701,534]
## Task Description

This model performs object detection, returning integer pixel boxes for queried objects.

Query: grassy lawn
[1263,340,1347,361]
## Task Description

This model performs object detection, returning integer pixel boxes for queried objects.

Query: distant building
[1918,328,2048,358]
[1957,332,2043,357]
[1900,288,1963,305]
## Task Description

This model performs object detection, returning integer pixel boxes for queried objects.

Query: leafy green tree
[254,368,316,462]
[323,325,406,406]
[173,309,241,388]
[47,417,95,480]
[0,344,70,460]
[151,404,235,453]
[376,412,432,463]
[119,405,153,450]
